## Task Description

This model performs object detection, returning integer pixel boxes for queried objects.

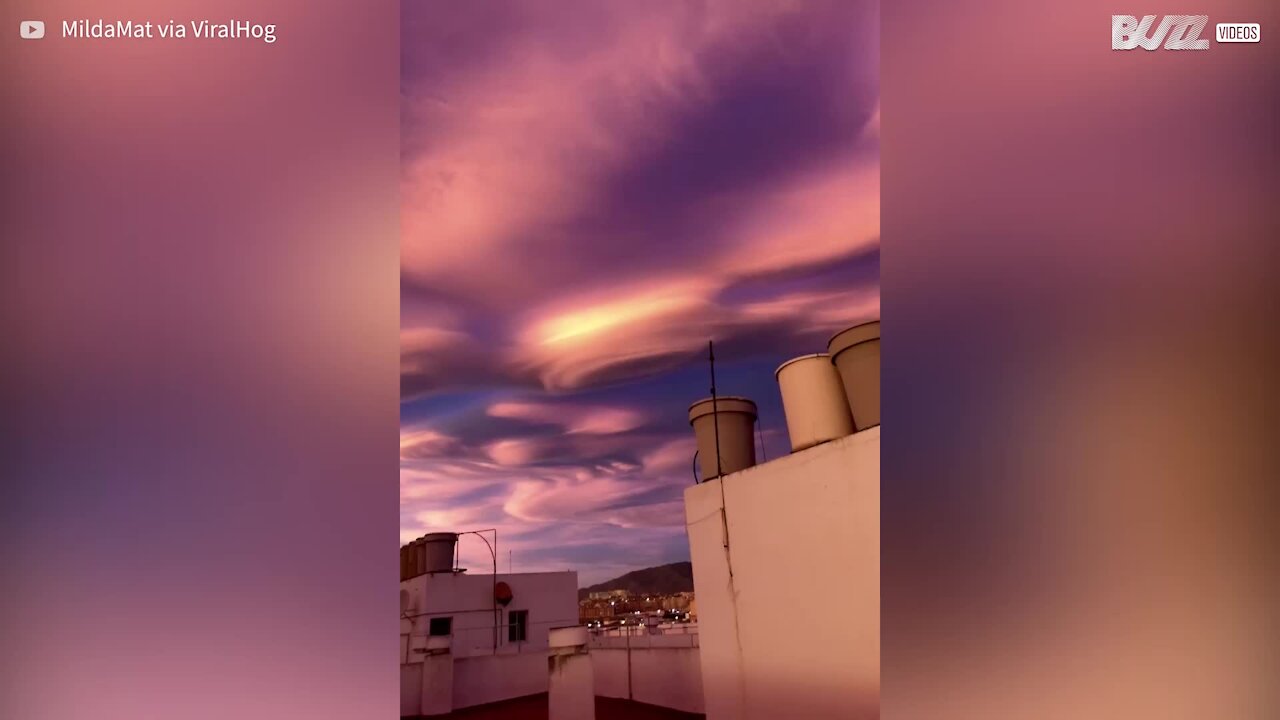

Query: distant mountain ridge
[578,561,693,600]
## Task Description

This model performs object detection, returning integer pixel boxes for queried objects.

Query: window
[507,610,528,643]
[428,616,452,637]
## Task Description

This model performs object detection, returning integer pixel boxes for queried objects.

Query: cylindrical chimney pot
[828,321,880,431]
[422,532,458,574]
[775,353,855,452]
[687,396,758,481]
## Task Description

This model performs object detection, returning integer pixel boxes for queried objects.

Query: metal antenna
[710,341,734,561]
[709,341,723,480]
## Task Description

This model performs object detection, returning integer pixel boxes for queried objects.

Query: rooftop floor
[410,693,703,720]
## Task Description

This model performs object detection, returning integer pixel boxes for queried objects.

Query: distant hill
[578,561,693,601]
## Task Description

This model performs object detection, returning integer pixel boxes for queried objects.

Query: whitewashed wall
[590,646,705,714]
[685,429,880,720]
[592,649,630,700]
[400,663,423,717]
[453,653,547,710]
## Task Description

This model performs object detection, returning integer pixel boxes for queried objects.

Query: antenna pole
[709,341,723,480]
[459,529,499,653]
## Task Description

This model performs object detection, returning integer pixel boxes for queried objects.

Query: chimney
[688,396,758,481]
[400,532,459,580]
[421,532,458,574]
[414,538,427,576]
[775,353,855,452]
[828,321,880,431]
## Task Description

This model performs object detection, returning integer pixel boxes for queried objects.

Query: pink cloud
[399,428,458,460]
[739,288,881,335]
[506,254,877,391]
[400,452,689,581]
[487,400,646,434]
[486,438,539,467]
[401,2,879,395]
[502,471,680,527]
[642,438,698,475]
[483,432,653,467]
[401,10,714,299]
[720,159,880,280]
[401,2,876,304]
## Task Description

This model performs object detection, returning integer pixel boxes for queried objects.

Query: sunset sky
[401,0,879,584]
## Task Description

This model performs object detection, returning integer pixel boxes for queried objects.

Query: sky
[400,0,879,585]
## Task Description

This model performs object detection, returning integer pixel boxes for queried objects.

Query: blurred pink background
[1,1,400,717]
[883,0,1279,717]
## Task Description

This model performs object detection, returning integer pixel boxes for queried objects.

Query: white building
[684,322,880,720]
[400,570,578,661]
[685,429,879,720]
[399,534,579,717]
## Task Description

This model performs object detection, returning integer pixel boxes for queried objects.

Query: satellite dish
[494,581,514,606]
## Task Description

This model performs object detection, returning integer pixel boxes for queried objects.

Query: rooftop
[409,693,703,720]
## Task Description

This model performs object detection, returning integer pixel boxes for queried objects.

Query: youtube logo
[20,20,45,39]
